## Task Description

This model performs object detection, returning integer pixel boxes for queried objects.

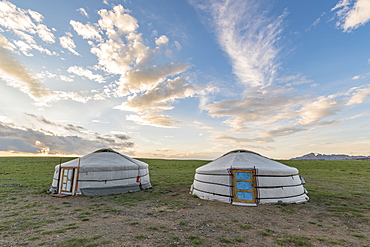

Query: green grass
[1,157,370,246]
[279,160,370,208]
[3,157,368,207]
[276,235,310,246]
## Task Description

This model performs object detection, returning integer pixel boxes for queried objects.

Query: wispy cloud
[346,85,370,105]
[0,46,52,99]
[193,0,370,145]
[192,0,285,87]
[67,66,105,83]
[77,7,89,18]
[332,0,370,32]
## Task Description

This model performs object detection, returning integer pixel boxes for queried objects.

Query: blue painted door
[232,170,256,204]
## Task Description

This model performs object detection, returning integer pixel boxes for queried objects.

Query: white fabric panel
[192,189,231,203]
[194,173,231,186]
[78,174,151,188]
[193,180,232,197]
[259,194,309,204]
[258,186,305,199]
[79,178,135,188]
[256,175,302,187]
[78,169,147,181]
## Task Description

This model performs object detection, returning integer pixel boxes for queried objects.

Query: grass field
[1,157,370,246]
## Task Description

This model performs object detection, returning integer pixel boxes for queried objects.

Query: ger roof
[59,148,148,172]
[196,149,298,176]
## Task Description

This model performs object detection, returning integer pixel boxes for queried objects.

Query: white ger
[49,148,151,196]
[191,150,308,206]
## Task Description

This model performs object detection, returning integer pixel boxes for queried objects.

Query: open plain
[1,157,369,246]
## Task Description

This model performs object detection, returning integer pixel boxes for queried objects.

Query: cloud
[70,20,102,41]
[0,45,91,106]
[155,35,169,46]
[205,87,295,132]
[191,1,367,146]
[346,85,370,105]
[115,77,196,127]
[88,32,148,76]
[192,0,285,87]
[68,4,194,127]
[213,125,305,144]
[121,77,196,112]
[297,96,342,125]
[77,7,89,18]
[117,62,190,95]
[98,5,139,36]
[205,84,365,143]
[25,113,91,134]
[0,1,55,44]
[59,35,80,56]
[126,113,181,128]
[0,115,134,155]
[332,0,370,31]
[193,121,212,130]
[278,74,313,87]
[67,66,105,83]
[0,47,52,99]
[0,34,15,51]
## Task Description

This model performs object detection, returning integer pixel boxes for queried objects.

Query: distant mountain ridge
[291,153,370,160]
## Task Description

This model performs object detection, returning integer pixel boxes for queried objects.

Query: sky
[0,0,370,160]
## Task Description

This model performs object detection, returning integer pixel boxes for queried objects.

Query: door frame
[231,169,257,205]
[58,167,78,195]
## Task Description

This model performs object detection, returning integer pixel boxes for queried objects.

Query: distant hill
[290,153,370,160]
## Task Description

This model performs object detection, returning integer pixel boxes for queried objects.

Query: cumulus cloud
[332,0,370,31]
[89,34,148,75]
[70,20,102,41]
[59,35,80,56]
[98,5,139,36]
[67,66,105,83]
[115,77,196,127]
[68,4,194,127]
[155,35,169,46]
[297,96,342,125]
[0,0,55,45]
[118,77,196,112]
